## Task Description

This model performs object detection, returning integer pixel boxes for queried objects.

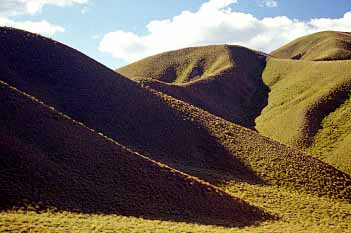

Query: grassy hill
[118,45,269,129]
[0,80,270,226]
[1,27,351,231]
[271,31,351,61]
[118,31,351,176]
[1,28,350,201]
[255,57,351,175]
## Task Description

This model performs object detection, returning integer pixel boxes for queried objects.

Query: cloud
[260,0,278,8]
[0,17,64,36]
[0,0,88,37]
[0,0,89,16]
[99,0,351,63]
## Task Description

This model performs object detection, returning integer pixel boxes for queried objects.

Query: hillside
[255,57,351,174]
[117,32,351,176]
[118,45,269,128]
[1,27,351,202]
[0,80,270,226]
[271,31,351,61]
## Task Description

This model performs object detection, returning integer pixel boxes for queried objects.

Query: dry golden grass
[271,31,351,61]
[1,27,351,232]
[256,57,351,174]
[1,184,351,232]
[118,45,268,129]
[0,80,269,227]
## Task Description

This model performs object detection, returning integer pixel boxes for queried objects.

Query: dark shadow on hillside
[0,113,272,228]
[0,27,265,186]
[138,46,271,130]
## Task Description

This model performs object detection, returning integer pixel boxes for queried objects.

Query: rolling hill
[117,31,351,176]
[271,31,351,61]
[0,27,349,200]
[256,57,351,175]
[118,45,269,129]
[0,80,270,226]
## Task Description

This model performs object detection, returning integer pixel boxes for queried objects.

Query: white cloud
[0,0,88,16]
[0,0,88,37]
[260,0,278,8]
[0,17,64,36]
[99,0,351,63]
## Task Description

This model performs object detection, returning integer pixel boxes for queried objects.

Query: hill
[254,57,351,174]
[117,33,351,176]
[0,27,350,202]
[118,45,269,129]
[0,80,270,226]
[271,31,351,61]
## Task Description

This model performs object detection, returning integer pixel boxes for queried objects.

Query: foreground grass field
[2,184,351,233]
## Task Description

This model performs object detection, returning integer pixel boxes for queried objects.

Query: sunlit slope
[271,31,351,61]
[151,88,351,200]
[256,57,351,174]
[1,27,351,200]
[118,45,233,84]
[0,81,270,226]
[118,45,269,128]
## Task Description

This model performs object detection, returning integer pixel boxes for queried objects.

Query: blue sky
[0,0,350,69]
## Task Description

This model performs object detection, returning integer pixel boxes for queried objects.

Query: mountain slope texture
[0,80,270,226]
[0,28,350,201]
[271,31,351,61]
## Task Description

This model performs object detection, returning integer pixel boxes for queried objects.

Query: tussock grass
[150,88,351,200]
[118,45,233,84]
[0,80,270,226]
[1,27,351,231]
[2,184,351,232]
[118,45,269,129]
[1,27,349,200]
[256,57,351,174]
[271,31,351,61]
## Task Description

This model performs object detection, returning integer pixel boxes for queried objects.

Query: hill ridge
[0,79,271,226]
[271,31,351,61]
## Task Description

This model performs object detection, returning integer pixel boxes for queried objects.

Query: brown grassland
[1,27,351,232]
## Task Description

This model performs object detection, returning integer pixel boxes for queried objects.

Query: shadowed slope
[151,88,351,200]
[1,28,351,200]
[271,31,351,61]
[0,81,270,226]
[0,27,260,185]
[118,45,269,129]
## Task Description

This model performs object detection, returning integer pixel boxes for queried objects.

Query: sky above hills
[0,0,350,68]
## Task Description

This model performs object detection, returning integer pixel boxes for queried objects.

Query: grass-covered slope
[1,27,351,201]
[153,88,351,200]
[118,38,351,176]
[3,184,351,232]
[0,80,270,226]
[118,45,233,84]
[118,45,269,128]
[0,28,263,185]
[271,31,351,61]
[255,57,351,174]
